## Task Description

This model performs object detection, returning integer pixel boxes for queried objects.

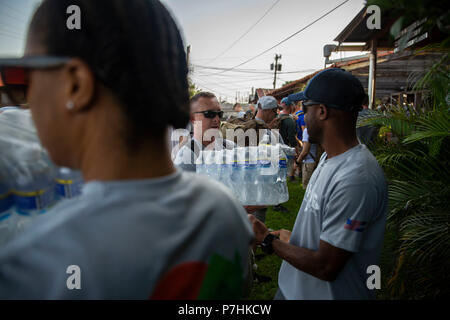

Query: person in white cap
[254,95,279,124]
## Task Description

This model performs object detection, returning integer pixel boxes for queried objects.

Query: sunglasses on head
[193,110,224,119]
[0,55,71,106]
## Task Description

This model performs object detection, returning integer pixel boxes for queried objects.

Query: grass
[247,178,397,300]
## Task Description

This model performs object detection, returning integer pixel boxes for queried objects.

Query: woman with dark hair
[0,0,252,299]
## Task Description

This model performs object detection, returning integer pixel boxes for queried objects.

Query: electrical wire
[207,0,350,76]
[203,0,280,66]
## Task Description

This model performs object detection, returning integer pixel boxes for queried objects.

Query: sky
[0,0,367,103]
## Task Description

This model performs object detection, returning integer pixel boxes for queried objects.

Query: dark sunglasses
[0,55,71,106]
[302,101,322,113]
[193,110,224,119]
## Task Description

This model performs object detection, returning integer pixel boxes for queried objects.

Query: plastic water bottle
[10,147,56,236]
[229,149,240,200]
[203,150,215,181]
[196,150,206,176]
[55,167,84,200]
[243,146,258,205]
[235,147,247,203]
[215,149,227,186]
[276,148,289,203]
[0,167,15,246]
[257,144,273,205]
[223,149,234,191]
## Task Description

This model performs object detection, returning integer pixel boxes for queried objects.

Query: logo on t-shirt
[344,219,366,232]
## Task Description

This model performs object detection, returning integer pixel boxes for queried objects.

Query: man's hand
[247,214,270,245]
[244,205,267,214]
[271,229,292,243]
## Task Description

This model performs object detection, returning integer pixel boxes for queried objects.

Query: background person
[174,91,234,172]
[279,97,299,182]
[295,128,317,189]
[233,103,246,118]
[0,0,252,299]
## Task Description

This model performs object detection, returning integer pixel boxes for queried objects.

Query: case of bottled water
[0,107,84,247]
[195,137,290,206]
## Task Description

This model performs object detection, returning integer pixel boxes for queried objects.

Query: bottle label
[244,160,257,169]
[13,188,55,212]
[257,159,271,168]
[55,179,83,198]
[279,159,287,168]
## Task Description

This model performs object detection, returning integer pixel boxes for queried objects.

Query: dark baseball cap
[287,68,366,111]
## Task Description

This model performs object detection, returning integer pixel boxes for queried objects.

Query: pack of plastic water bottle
[196,135,293,205]
[0,107,84,247]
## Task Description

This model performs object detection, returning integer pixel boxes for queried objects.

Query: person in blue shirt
[294,103,306,142]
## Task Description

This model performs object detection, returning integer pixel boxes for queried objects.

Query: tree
[358,51,450,298]
[188,77,202,98]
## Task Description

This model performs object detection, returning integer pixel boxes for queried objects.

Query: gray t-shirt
[278,144,388,299]
[0,170,253,299]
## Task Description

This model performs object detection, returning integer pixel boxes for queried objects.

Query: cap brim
[0,56,71,69]
[288,91,307,103]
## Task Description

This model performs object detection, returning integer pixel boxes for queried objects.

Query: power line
[191,74,264,92]
[196,77,274,86]
[190,76,236,98]
[1,1,30,18]
[192,65,316,75]
[0,8,29,25]
[204,0,280,66]
[0,23,25,38]
[207,0,350,76]
[0,31,23,41]
[192,71,275,79]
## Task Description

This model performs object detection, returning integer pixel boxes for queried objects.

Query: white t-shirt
[0,170,253,299]
[302,128,317,164]
[278,144,388,299]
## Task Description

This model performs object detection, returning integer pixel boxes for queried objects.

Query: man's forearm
[272,239,332,281]
[297,150,307,163]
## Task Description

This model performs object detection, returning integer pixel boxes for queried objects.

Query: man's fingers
[270,230,281,236]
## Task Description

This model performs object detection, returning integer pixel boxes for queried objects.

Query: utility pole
[186,45,191,72]
[271,54,282,89]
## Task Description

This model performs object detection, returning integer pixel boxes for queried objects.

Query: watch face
[262,234,275,254]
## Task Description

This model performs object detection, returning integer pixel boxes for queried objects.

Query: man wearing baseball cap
[248,68,388,299]
[254,95,279,124]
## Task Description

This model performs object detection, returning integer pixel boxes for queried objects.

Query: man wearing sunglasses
[248,68,388,300]
[174,92,234,172]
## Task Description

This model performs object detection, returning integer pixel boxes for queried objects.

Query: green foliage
[188,76,202,98]
[360,52,450,298]
[366,0,450,34]
[281,80,293,87]
[366,0,450,52]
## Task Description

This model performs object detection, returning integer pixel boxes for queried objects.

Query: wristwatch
[261,234,277,254]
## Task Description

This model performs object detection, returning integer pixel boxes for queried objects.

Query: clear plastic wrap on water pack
[196,138,292,206]
[0,107,84,246]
